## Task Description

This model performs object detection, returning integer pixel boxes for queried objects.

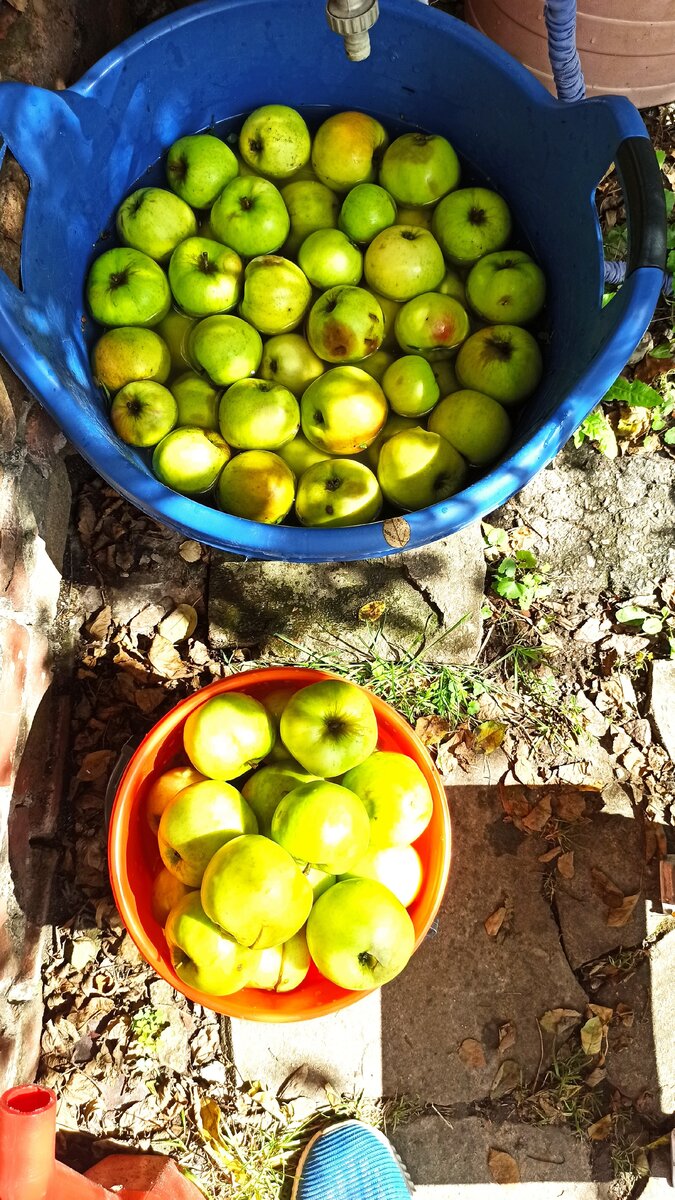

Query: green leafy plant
[615,598,675,657]
[490,549,551,612]
[574,408,618,458]
[131,1006,168,1050]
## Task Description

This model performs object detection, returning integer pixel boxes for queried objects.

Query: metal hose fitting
[325,0,379,61]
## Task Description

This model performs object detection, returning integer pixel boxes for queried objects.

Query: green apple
[158,778,258,886]
[166,133,238,209]
[301,366,388,454]
[455,325,543,405]
[437,266,467,306]
[304,866,336,900]
[201,833,313,949]
[358,349,394,383]
[432,187,512,266]
[184,692,275,780]
[395,205,433,232]
[382,355,439,417]
[298,230,363,288]
[146,764,206,835]
[342,750,433,846]
[217,450,296,523]
[465,250,546,325]
[219,377,299,450]
[210,176,290,257]
[281,180,339,258]
[151,867,195,926]
[156,307,198,372]
[117,187,197,262]
[295,458,382,528]
[165,892,260,995]
[261,687,298,762]
[86,247,172,327]
[260,333,325,396]
[91,327,170,393]
[239,255,312,335]
[307,286,384,365]
[152,426,231,494]
[339,183,397,245]
[168,237,243,317]
[277,433,331,476]
[431,358,459,396]
[271,779,370,874]
[366,414,420,470]
[110,381,177,447]
[170,371,221,430]
[242,762,318,835]
[189,314,262,385]
[364,226,445,302]
[239,105,311,178]
[428,388,512,465]
[339,844,423,908]
[306,878,415,990]
[280,679,378,778]
[377,428,467,510]
[311,111,388,192]
[379,132,460,207]
[394,292,470,359]
[247,928,310,991]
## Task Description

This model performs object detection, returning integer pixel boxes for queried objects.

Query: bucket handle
[614,135,667,277]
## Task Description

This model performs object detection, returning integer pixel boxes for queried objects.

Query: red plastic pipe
[0,1086,57,1200]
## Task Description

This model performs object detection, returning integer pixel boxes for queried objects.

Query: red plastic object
[0,1085,203,1200]
[108,666,452,1022]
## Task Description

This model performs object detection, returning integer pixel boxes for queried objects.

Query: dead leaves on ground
[591,868,641,928]
[488,1149,521,1184]
[499,781,591,834]
[484,898,512,939]
[458,1038,486,1069]
[490,1059,521,1099]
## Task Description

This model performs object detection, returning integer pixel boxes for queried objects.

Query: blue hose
[544,0,670,295]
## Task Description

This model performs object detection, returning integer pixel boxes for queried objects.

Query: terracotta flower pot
[466,0,675,108]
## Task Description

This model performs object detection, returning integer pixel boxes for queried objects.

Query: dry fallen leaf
[552,790,587,822]
[585,1066,607,1087]
[148,634,188,679]
[414,715,450,747]
[474,720,506,755]
[134,687,166,714]
[588,1004,613,1024]
[521,793,552,833]
[490,1059,520,1099]
[77,750,115,782]
[457,1038,486,1069]
[539,1008,581,1038]
[488,1149,521,1185]
[484,905,507,938]
[158,604,198,643]
[588,1114,612,1141]
[538,846,562,864]
[645,821,667,863]
[358,600,386,623]
[179,539,202,563]
[498,1022,516,1054]
[86,605,112,642]
[557,851,575,879]
[580,1016,603,1056]
[606,892,640,928]
[615,1003,634,1028]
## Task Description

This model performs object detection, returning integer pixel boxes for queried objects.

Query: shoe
[292,1118,414,1200]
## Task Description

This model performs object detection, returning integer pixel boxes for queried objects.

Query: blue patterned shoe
[292,1119,414,1200]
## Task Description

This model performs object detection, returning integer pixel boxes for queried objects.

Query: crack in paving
[396,559,447,627]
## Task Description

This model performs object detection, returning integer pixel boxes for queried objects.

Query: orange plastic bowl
[108,666,451,1022]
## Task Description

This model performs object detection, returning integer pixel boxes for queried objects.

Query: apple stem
[109,271,129,289]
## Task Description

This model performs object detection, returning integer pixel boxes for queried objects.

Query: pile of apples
[86,105,546,527]
[147,679,433,996]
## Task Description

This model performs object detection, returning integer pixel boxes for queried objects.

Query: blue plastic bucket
[0,0,665,562]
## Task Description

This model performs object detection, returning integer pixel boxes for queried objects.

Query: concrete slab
[209,525,485,665]
[554,815,657,971]
[379,782,588,1105]
[392,1112,599,1190]
[229,990,382,1100]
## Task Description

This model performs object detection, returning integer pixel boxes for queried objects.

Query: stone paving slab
[229,775,588,1112]
[553,814,655,971]
[392,1113,599,1190]
[379,780,588,1106]
[209,525,485,665]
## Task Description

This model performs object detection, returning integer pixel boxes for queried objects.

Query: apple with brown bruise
[394,292,470,359]
[307,286,384,365]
